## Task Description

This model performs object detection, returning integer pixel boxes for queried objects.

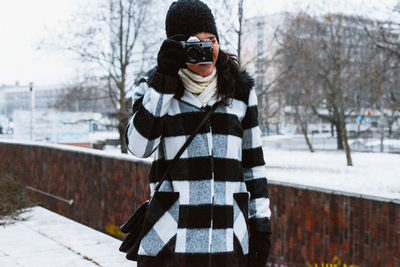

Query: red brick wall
[0,142,150,232]
[0,141,398,267]
[268,184,399,267]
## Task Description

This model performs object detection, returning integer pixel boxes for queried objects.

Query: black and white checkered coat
[126,69,271,267]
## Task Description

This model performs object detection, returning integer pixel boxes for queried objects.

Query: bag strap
[154,102,219,193]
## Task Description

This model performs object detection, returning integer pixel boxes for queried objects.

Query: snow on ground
[0,207,135,267]
[263,147,400,201]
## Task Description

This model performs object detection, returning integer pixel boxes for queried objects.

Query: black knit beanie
[165,0,219,42]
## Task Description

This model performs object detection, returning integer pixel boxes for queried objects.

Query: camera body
[180,36,214,65]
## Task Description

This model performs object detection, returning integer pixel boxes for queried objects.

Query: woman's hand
[157,34,187,75]
[248,232,271,267]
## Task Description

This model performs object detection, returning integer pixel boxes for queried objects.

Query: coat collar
[179,89,221,109]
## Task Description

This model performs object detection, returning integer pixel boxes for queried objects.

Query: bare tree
[41,0,160,153]
[360,4,400,138]
[365,3,400,61]
[237,0,244,63]
[51,78,114,114]
[295,105,315,152]
[276,13,386,165]
[275,17,319,151]
[206,0,245,58]
[361,32,400,138]
[255,52,287,135]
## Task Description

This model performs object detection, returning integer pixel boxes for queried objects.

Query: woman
[126,0,271,266]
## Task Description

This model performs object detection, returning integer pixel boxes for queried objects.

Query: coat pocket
[233,192,250,255]
[138,191,179,256]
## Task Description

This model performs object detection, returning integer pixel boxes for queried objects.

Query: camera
[180,36,214,65]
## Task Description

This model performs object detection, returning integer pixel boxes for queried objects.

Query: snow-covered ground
[0,207,134,267]
[263,146,400,201]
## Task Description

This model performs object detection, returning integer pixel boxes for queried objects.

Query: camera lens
[186,45,204,62]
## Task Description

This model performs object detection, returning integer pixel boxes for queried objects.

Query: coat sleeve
[125,72,179,158]
[241,87,272,234]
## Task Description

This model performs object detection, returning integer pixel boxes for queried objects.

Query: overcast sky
[0,0,398,87]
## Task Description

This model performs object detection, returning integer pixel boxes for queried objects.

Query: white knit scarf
[178,68,217,106]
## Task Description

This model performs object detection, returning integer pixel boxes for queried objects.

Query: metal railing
[25,186,74,206]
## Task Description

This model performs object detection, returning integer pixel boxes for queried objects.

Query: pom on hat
[165,0,219,42]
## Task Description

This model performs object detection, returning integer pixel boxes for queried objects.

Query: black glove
[157,34,187,75]
[248,232,271,267]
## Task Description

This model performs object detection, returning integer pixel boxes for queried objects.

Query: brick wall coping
[268,179,400,204]
[2,139,399,205]
[0,139,152,165]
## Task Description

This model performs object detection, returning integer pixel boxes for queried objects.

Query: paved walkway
[0,207,136,267]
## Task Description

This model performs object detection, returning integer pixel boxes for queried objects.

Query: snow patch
[0,206,135,267]
[264,148,400,201]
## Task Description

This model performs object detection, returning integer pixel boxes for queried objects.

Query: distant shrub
[0,173,34,224]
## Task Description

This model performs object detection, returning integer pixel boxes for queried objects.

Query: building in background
[0,81,118,147]
[3,84,64,118]
[2,80,115,119]
[12,110,117,147]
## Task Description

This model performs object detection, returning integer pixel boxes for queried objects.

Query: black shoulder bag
[119,102,219,261]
